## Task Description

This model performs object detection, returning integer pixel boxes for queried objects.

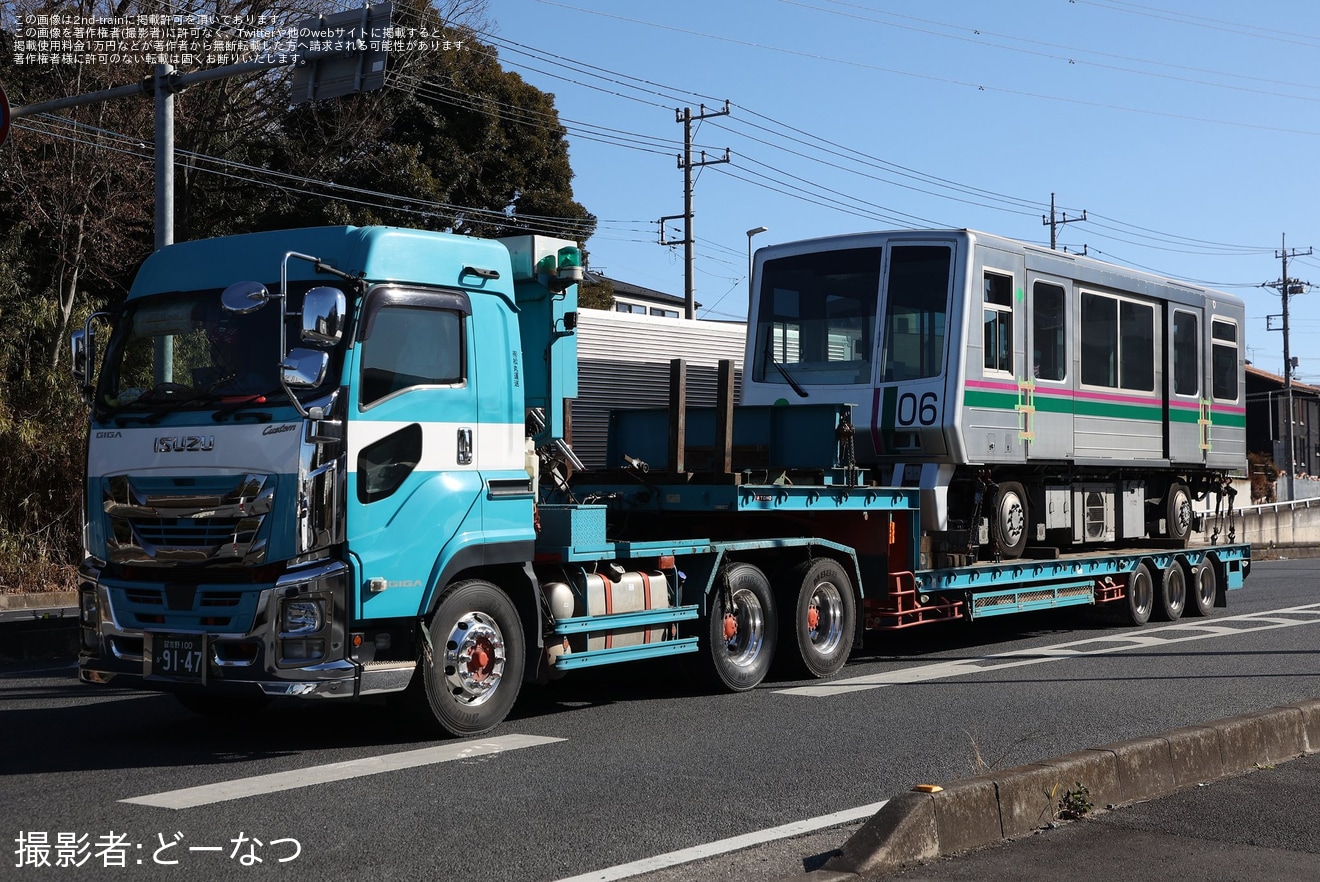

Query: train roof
[757,228,1244,310]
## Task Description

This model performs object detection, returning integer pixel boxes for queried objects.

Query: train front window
[752,247,881,386]
[880,245,952,382]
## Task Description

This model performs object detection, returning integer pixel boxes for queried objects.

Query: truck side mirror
[221,280,271,314]
[282,348,329,388]
[70,329,89,385]
[301,286,347,346]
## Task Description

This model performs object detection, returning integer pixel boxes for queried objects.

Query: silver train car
[740,229,1247,561]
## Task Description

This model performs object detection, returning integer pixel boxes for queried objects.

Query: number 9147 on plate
[151,633,206,680]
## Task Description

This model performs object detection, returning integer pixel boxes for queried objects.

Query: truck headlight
[281,598,324,636]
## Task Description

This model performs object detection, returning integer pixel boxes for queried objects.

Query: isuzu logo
[153,435,215,453]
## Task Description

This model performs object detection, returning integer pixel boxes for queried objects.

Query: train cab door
[1166,306,1205,466]
[1025,275,1073,460]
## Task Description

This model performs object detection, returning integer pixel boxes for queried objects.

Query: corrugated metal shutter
[571,309,746,469]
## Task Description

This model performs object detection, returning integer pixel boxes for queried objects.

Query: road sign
[0,83,10,148]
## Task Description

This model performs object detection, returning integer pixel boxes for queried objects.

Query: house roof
[1246,363,1320,396]
[584,271,690,307]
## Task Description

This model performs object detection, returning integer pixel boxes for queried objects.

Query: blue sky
[487,0,1320,381]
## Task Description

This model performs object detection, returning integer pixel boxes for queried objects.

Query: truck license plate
[152,633,206,679]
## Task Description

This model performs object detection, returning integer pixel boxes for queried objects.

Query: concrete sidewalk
[779,700,1320,881]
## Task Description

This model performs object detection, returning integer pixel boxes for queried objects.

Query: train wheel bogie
[1165,482,1193,546]
[994,481,1029,559]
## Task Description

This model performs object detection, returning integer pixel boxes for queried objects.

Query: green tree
[0,0,596,592]
[256,0,595,242]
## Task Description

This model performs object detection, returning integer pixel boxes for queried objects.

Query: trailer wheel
[777,559,855,678]
[413,579,525,738]
[702,562,777,692]
[1154,561,1186,621]
[994,481,1029,559]
[1166,483,1193,546]
[1186,560,1217,617]
[1123,562,1155,626]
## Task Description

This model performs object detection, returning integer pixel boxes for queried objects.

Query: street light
[747,226,768,313]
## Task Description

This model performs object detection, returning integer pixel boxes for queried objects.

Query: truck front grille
[102,474,273,565]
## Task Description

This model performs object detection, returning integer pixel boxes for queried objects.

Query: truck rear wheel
[1123,562,1155,626]
[701,562,777,692]
[777,559,855,678]
[1154,561,1186,621]
[1187,560,1217,617]
[414,579,525,738]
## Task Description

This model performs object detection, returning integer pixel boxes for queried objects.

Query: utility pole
[1041,192,1087,250]
[660,102,729,319]
[1262,233,1312,501]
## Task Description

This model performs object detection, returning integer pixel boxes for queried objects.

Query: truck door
[346,286,481,620]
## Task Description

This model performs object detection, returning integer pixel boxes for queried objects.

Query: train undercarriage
[928,465,1238,567]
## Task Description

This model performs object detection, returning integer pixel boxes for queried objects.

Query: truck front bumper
[77,558,367,700]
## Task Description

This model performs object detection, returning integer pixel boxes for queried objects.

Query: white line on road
[778,603,1320,698]
[121,733,565,809]
[551,800,889,882]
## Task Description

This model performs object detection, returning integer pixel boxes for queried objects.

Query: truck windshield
[751,247,882,388]
[95,290,289,417]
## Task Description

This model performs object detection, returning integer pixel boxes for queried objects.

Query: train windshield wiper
[769,356,809,398]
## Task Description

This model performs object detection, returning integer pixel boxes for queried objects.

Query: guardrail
[1196,494,1320,548]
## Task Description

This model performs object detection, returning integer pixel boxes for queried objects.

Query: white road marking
[551,800,889,882]
[121,733,565,809]
[779,603,1320,698]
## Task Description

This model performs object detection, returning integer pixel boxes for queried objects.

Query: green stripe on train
[962,389,1246,427]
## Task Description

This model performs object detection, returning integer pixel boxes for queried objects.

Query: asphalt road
[3,558,1319,882]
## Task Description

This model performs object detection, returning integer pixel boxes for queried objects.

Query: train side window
[982,272,1013,375]
[1212,319,1239,401]
[1119,300,1154,391]
[1080,291,1154,391]
[1031,282,1066,381]
[1080,293,1117,387]
[1172,311,1199,397]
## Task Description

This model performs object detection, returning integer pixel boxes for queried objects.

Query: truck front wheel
[777,559,855,678]
[701,562,777,692]
[414,579,525,738]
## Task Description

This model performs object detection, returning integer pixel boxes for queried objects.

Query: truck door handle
[457,427,473,465]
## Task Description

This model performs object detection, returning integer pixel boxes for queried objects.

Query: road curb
[777,698,1320,881]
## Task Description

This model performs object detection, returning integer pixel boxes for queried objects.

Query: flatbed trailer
[69,225,1252,739]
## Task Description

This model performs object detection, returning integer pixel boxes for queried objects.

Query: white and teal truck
[71,225,1250,737]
